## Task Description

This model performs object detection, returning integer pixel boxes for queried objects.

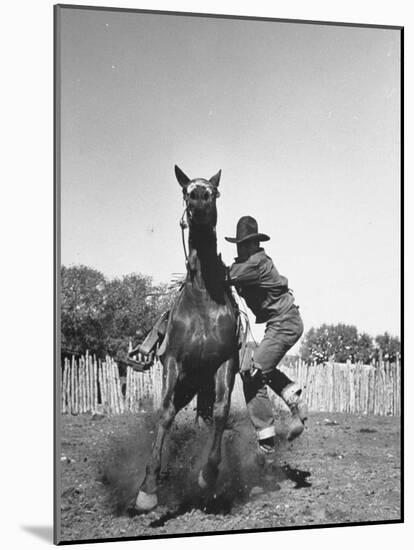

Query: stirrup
[129,343,152,357]
[126,351,155,372]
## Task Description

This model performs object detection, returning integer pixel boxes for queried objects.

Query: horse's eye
[203,192,210,201]
[189,190,196,200]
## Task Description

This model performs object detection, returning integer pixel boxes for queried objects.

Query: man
[225,216,307,453]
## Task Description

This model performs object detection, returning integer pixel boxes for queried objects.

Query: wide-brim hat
[225,216,270,244]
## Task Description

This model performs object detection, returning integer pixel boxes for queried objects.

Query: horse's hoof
[135,490,158,512]
[198,470,208,490]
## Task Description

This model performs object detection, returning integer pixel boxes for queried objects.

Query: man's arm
[227,258,260,286]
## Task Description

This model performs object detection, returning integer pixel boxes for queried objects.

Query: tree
[300,323,360,363]
[61,265,107,357]
[101,274,173,360]
[374,332,401,361]
[61,265,178,360]
[300,324,400,365]
[355,332,374,364]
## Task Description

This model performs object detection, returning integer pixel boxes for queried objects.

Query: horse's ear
[209,169,221,189]
[175,165,191,189]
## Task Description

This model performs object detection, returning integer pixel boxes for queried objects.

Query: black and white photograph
[54,4,402,544]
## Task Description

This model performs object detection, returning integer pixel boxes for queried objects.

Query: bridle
[179,182,219,266]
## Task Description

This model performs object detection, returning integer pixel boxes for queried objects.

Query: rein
[235,296,258,372]
[180,206,190,265]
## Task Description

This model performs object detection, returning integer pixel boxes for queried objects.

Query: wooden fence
[278,359,401,416]
[61,354,163,415]
[61,355,401,417]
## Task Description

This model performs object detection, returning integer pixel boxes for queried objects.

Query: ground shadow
[21,525,53,543]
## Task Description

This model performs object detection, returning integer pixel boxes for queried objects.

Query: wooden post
[355,364,360,414]
[93,355,98,413]
[397,357,401,416]
[112,360,117,414]
[112,359,119,414]
[73,358,78,415]
[116,361,121,414]
[106,359,112,414]
[75,357,80,415]
[108,359,113,414]
[90,353,94,413]
[132,369,136,412]
[130,369,134,412]
[110,359,115,415]
[83,354,87,413]
[77,357,80,414]
[115,363,124,414]
[82,356,86,413]
[128,367,132,412]
[70,356,75,414]
[396,358,399,415]
[105,360,111,415]
[98,360,104,413]
[90,355,94,413]
[93,355,97,412]
[368,366,373,414]
[85,353,90,413]
[113,360,119,415]
[62,361,65,414]
[350,364,354,414]
[133,369,137,412]
[66,358,71,415]
[61,360,67,414]
[112,359,118,415]
[74,356,78,415]
[79,356,84,414]
[103,359,108,413]
[125,366,129,412]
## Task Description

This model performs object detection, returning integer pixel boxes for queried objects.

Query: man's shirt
[228,248,294,323]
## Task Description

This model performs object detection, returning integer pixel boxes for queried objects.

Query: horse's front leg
[135,357,195,513]
[198,358,236,490]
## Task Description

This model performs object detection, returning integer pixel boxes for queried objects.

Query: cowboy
[225,216,307,453]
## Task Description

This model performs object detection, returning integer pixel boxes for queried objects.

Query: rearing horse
[135,165,239,513]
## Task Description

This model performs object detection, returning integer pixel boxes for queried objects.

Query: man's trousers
[242,305,304,441]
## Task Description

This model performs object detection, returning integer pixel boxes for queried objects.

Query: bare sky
[59,8,401,342]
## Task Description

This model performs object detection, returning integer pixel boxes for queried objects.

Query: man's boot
[262,371,308,442]
[128,311,169,367]
[280,383,308,441]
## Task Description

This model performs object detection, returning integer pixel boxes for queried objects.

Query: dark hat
[225,216,270,244]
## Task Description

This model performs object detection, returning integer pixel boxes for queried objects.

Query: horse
[134,165,240,513]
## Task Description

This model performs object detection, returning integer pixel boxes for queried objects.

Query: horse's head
[175,165,221,228]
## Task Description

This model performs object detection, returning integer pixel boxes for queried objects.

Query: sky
[59,7,401,344]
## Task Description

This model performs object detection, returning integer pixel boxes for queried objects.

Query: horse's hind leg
[135,359,196,513]
[198,358,235,490]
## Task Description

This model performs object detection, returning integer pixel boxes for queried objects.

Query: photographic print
[54,5,402,544]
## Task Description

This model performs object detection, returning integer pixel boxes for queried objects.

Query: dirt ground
[58,406,401,543]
